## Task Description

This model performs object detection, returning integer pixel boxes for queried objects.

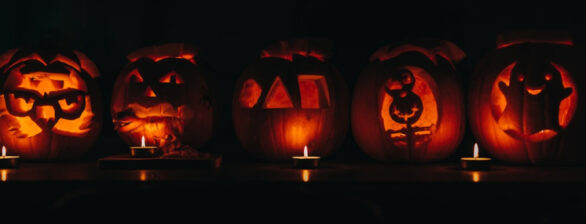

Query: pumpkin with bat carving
[352,40,466,162]
[111,43,215,153]
[233,38,348,161]
[469,31,586,165]
[0,47,103,160]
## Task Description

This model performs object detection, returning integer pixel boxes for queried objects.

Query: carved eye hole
[159,72,184,84]
[401,72,413,85]
[544,73,552,81]
[58,94,84,114]
[129,70,144,83]
[518,74,525,82]
[7,92,35,114]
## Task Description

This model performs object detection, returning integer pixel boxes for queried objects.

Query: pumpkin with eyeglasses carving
[0,47,103,160]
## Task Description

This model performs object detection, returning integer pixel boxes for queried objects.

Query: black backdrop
[1,0,584,161]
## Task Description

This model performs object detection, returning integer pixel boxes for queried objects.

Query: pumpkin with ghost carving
[469,31,586,165]
[233,38,348,161]
[111,43,215,153]
[352,40,466,162]
[0,48,103,160]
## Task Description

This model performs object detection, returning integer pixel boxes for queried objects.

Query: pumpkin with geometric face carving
[233,39,348,161]
[111,43,215,153]
[0,48,103,160]
[469,31,586,165]
[352,40,466,162]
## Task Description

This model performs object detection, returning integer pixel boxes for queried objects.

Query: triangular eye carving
[264,76,294,109]
[127,69,144,83]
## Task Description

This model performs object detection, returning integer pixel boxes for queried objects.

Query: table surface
[2,160,586,222]
[2,160,586,183]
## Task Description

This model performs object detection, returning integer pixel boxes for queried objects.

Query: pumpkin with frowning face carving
[111,43,215,153]
[469,31,586,165]
[233,38,348,161]
[352,40,466,162]
[0,48,103,160]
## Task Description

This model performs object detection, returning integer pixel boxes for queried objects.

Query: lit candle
[292,145,320,169]
[129,136,159,157]
[460,143,491,170]
[0,146,20,168]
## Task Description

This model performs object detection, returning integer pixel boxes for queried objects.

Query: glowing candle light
[292,145,320,169]
[0,146,20,168]
[460,143,491,170]
[130,136,158,157]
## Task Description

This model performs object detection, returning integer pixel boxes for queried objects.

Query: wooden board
[98,154,222,169]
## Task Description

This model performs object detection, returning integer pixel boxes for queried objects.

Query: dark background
[1,1,586,221]
[1,0,583,161]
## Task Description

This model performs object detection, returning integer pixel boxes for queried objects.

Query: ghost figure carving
[497,59,572,142]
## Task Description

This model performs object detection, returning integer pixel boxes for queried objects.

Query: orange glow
[472,172,480,183]
[497,40,573,49]
[141,136,146,147]
[264,77,293,109]
[73,51,101,78]
[1,170,7,182]
[3,53,46,73]
[301,169,310,183]
[144,86,157,97]
[127,69,144,83]
[303,145,308,157]
[2,146,5,157]
[551,62,577,128]
[380,66,438,148]
[491,61,577,140]
[128,43,197,64]
[52,96,95,136]
[284,116,319,150]
[261,50,326,62]
[139,170,147,181]
[50,54,82,72]
[159,71,184,84]
[239,79,262,108]
[473,143,479,159]
[491,62,515,117]
[370,44,437,65]
[298,75,330,109]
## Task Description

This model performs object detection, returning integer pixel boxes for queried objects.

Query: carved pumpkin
[469,31,586,165]
[352,40,466,162]
[233,38,348,161]
[111,43,215,153]
[0,48,103,160]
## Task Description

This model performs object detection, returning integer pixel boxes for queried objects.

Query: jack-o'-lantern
[233,38,348,161]
[469,31,586,165]
[111,43,215,153]
[0,48,103,160]
[352,40,466,162]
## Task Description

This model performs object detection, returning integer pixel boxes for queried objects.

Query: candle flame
[141,136,146,147]
[473,143,479,159]
[304,145,308,157]
[1,146,5,157]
